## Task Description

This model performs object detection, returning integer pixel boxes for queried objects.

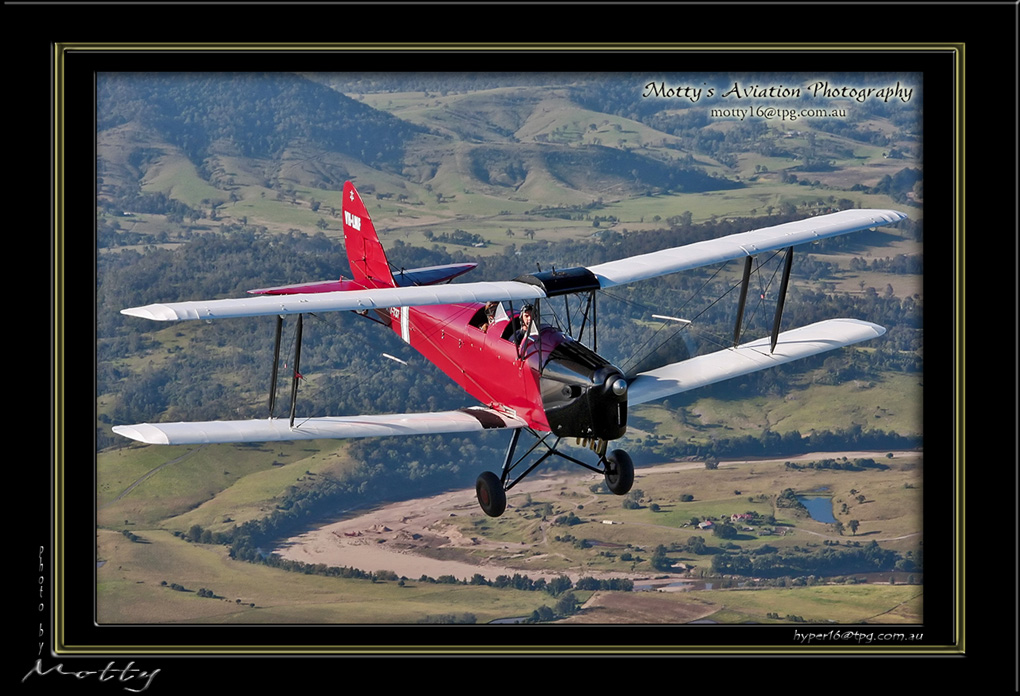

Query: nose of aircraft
[588,366,628,440]
[611,376,628,397]
[538,336,629,441]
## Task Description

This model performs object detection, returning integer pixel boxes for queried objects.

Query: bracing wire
[612,260,733,374]
[613,249,786,374]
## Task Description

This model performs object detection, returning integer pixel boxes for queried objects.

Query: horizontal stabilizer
[112,407,528,445]
[391,263,478,288]
[627,318,886,406]
[248,263,478,295]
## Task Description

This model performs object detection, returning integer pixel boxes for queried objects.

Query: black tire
[476,471,507,517]
[604,449,634,495]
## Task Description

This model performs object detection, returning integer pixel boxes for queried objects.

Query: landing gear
[474,430,634,516]
[603,449,634,495]
[476,471,507,518]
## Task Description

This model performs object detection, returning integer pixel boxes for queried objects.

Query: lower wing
[626,318,885,406]
[112,320,883,445]
[112,407,527,446]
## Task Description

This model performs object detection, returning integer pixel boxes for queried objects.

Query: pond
[634,580,716,592]
[797,494,837,524]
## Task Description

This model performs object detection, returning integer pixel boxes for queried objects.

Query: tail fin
[342,181,395,287]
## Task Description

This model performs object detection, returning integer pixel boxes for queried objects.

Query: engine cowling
[538,337,628,441]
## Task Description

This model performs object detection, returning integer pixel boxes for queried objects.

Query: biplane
[114,181,906,516]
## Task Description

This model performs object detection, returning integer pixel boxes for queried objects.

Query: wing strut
[770,247,793,353]
[289,313,304,427]
[268,315,283,416]
[733,255,753,347]
[576,292,592,345]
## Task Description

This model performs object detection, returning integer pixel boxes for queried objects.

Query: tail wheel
[476,471,507,517]
[604,449,634,495]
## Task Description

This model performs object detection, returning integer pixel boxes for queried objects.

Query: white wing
[112,407,528,445]
[589,209,907,288]
[627,318,886,406]
[113,320,882,444]
[122,281,545,321]
[121,209,905,322]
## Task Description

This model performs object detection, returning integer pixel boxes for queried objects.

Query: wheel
[604,449,634,495]
[476,471,507,517]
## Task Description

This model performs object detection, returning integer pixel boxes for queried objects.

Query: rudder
[342,181,395,287]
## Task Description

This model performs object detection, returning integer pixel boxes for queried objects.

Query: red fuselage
[385,301,629,440]
[388,301,549,428]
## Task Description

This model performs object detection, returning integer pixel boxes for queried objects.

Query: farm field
[98,449,922,625]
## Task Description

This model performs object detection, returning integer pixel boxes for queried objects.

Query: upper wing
[112,406,528,445]
[627,318,885,406]
[589,209,907,288]
[121,209,906,321]
[122,281,545,321]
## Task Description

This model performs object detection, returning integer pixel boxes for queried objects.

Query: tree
[546,575,572,596]
[848,519,860,535]
[651,545,674,571]
[531,606,555,622]
[555,593,580,616]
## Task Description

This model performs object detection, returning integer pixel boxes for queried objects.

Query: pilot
[513,304,535,346]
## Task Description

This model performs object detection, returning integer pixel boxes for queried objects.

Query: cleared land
[99,451,922,625]
[275,452,922,579]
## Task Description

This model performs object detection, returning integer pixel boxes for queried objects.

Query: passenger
[479,301,499,332]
